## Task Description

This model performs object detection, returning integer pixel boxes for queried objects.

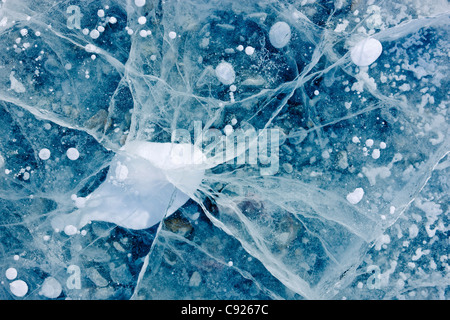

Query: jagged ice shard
[0,0,449,300]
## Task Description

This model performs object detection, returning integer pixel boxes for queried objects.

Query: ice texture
[0,0,449,300]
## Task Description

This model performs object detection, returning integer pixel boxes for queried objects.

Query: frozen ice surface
[0,0,448,300]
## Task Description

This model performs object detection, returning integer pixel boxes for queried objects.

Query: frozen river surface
[0,0,448,300]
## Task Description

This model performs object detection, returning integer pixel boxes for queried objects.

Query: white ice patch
[346,187,364,204]
[54,142,206,231]
[9,72,26,93]
[115,162,129,181]
[350,38,383,67]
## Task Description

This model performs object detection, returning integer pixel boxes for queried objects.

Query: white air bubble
[135,0,146,7]
[90,29,100,39]
[372,149,380,159]
[39,148,51,160]
[245,46,255,55]
[168,31,177,39]
[269,21,291,48]
[39,277,62,299]
[5,267,17,280]
[64,225,78,236]
[350,37,383,67]
[138,16,147,25]
[215,61,235,85]
[224,124,233,136]
[10,280,28,297]
[66,148,80,161]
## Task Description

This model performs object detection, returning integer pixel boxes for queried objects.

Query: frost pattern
[0,0,448,299]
